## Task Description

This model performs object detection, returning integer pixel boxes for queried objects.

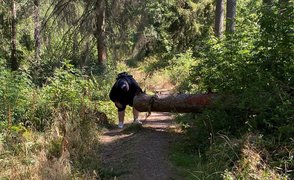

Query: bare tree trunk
[34,0,41,61]
[80,41,90,68]
[131,6,149,60]
[72,31,79,66]
[133,93,218,113]
[226,0,236,33]
[11,0,18,71]
[215,0,224,37]
[96,0,106,65]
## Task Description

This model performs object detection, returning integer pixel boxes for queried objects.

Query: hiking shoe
[118,122,124,129]
[133,119,142,125]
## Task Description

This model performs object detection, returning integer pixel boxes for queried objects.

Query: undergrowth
[0,64,122,179]
[168,2,293,179]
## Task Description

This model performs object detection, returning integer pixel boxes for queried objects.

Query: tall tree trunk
[81,41,90,68]
[226,0,236,33]
[11,0,18,71]
[131,13,148,61]
[96,0,106,65]
[215,0,224,37]
[72,31,79,66]
[34,0,41,61]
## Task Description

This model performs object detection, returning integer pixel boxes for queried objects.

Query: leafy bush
[0,63,112,179]
[0,67,32,124]
[174,2,293,178]
[167,50,198,91]
[188,1,294,143]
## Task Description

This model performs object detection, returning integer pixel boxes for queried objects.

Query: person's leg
[115,102,126,128]
[133,107,142,124]
[118,110,125,128]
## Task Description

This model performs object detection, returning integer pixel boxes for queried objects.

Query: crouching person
[109,72,143,128]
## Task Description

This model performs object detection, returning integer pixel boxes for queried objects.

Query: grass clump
[222,135,289,180]
[171,132,290,179]
[170,132,241,180]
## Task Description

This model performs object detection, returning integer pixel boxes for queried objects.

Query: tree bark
[80,41,90,68]
[96,0,106,65]
[11,0,18,71]
[215,0,224,37]
[226,0,236,33]
[34,0,41,61]
[72,31,79,66]
[131,13,149,61]
[133,93,219,113]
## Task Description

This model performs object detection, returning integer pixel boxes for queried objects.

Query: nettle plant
[0,67,32,126]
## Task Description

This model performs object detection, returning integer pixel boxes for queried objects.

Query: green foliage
[187,0,294,141]
[2,124,26,155]
[173,1,293,178]
[38,64,118,128]
[167,51,198,91]
[47,137,63,159]
[43,64,87,108]
[141,54,172,78]
[96,101,117,124]
[0,60,117,130]
[0,63,112,178]
[144,0,214,54]
[0,67,32,124]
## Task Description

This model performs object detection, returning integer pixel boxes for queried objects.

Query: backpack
[116,72,133,81]
[114,72,143,94]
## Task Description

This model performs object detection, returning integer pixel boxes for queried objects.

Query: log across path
[133,93,218,113]
[99,112,181,179]
[133,93,238,113]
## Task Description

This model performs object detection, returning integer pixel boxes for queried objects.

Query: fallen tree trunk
[133,93,220,113]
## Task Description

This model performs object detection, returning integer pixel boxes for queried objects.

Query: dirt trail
[99,112,180,180]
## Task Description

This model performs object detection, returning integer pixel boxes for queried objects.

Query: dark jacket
[109,72,143,106]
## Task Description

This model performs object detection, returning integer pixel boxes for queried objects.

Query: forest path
[99,111,181,179]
